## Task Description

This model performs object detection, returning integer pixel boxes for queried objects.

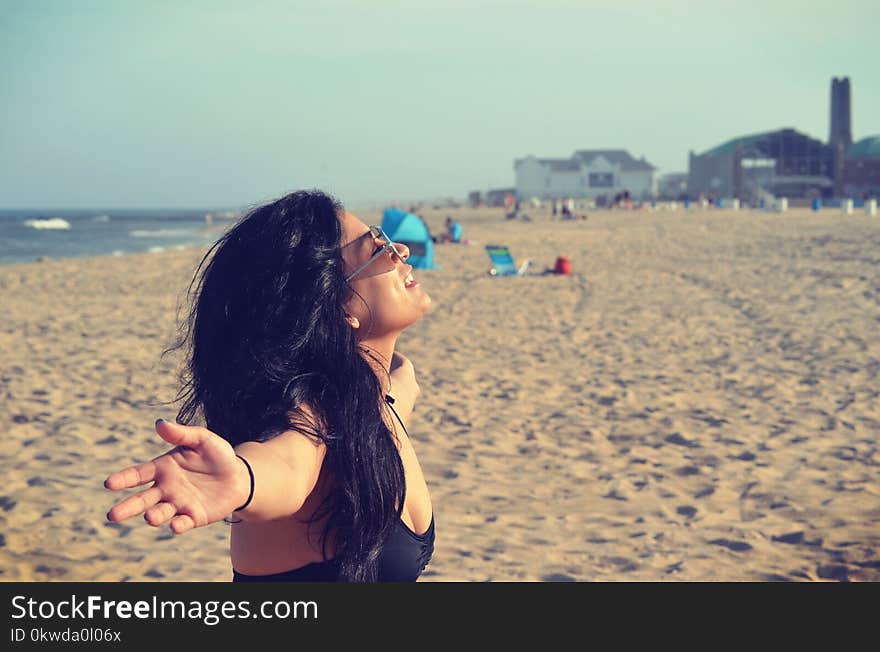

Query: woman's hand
[104,420,250,534]
[387,351,421,432]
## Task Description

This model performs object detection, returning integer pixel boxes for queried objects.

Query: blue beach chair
[485,245,532,276]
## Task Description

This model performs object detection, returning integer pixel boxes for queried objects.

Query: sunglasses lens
[374,227,405,260]
[342,226,408,283]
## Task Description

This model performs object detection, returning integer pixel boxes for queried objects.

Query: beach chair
[485,245,532,276]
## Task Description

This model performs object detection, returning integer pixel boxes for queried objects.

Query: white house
[514,149,657,200]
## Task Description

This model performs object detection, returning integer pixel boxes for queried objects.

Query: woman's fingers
[169,514,196,535]
[104,460,157,491]
[105,422,209,491]
[144,502,177,527]
[154,419,209,450]
[106,485,163,522]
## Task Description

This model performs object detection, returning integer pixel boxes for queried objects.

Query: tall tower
[829,77,852,147]
[830,77,853,196]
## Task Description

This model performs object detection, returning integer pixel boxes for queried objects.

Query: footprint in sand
[541,573,577,582]
[772,531,804,545]
[665,433,701,448]
[104,521,133,538]
[35,565,69,578]
[665,561,684,574]
[676,505,698,518]
[817,565,849,581]
[709,538,753,552]
[602,556,639,572]
[72,520,98,536]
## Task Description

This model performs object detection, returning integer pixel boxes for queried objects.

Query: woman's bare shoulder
[237,402,327,470]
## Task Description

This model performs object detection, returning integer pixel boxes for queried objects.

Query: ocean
[0,209,238,265]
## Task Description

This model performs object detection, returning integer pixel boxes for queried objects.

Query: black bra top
[232,514,434,583]
[232,395,435,583]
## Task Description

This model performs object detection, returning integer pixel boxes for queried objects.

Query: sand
[1,205,878,582]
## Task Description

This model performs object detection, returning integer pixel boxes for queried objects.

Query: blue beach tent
[381,208,439,270]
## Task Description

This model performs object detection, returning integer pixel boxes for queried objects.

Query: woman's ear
[345,315,360,330]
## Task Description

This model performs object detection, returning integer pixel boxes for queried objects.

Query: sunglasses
[345,225,408,283]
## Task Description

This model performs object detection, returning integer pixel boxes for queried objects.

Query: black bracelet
[234,454,255,512]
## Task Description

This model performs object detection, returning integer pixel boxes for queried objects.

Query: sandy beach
[1,205,878,582]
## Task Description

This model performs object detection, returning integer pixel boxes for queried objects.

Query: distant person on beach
[561,198,573,219]
[436,216,462,243]
[104,190,435,582]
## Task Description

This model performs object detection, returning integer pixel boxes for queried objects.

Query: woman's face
[340,211,432,338]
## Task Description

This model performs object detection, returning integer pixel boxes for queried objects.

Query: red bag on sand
[554,256,572,275]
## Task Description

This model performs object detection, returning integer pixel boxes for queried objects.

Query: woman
[104,190,435,582]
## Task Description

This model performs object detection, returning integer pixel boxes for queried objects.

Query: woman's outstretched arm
[233,426,326,522]
[104,419,325,533]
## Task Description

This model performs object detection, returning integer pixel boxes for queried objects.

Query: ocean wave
[147,246,166,253]
[24,218,71,230]
[129,229,193,238]
[92,214,111,222]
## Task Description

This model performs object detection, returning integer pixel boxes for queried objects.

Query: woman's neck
[358,334,398,394]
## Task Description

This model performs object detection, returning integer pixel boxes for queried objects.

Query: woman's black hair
[162,189,406,582]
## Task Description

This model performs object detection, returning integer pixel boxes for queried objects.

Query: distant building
[687,77,873,201]
[514,149,657,200]
[657,172,688,199]
[485,187,516,207]
[843,136,880,198]
[687,129,833,201]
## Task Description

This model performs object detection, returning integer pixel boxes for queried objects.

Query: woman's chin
[406,304,432,328]
[417,291,433,314]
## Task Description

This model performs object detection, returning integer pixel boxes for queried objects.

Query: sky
[1,0,878,209]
